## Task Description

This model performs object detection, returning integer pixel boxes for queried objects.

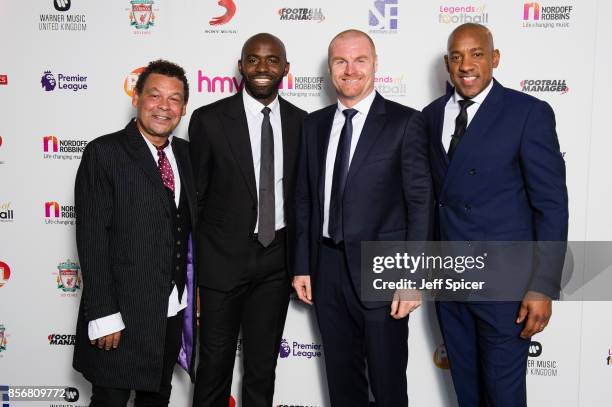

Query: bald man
[422,23,568,406]
[189,33,306,406]
[293,29,432,406]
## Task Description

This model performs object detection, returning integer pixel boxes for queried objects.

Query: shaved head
[241,33,287,62]
[447,23,494,53]
[328,29,376,65]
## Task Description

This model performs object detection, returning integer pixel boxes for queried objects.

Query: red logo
[229,395,236,407]
[0,75,7,85]
[210,0,236,26]
[0,261,11,288]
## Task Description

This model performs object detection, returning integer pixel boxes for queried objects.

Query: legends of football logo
[0,202,14,223]
[439,4,488,25]
[369,0,399,34]
[40,70,88,92]
[0,261,11,288]
[56,259,81,293]
[128,0,157,32]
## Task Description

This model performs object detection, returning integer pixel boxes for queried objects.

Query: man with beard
[189,33,306,406]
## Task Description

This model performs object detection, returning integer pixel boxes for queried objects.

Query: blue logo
[41,71,57,91]
[279,339,291,358]
[369,0,399,31]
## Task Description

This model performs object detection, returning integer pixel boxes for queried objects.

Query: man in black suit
[293,30,432,406]
[73,60,198,406]
[189,33,306,406]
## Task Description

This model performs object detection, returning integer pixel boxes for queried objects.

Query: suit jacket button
[439,201,445,207]
[469,169,476,175]
[464,204,471,211]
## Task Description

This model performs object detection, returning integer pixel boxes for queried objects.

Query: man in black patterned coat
[73,60,197,407]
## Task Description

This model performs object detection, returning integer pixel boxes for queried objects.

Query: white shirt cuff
[88,313,125,340]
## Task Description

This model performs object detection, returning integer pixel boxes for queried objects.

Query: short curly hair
[134,59,190,103]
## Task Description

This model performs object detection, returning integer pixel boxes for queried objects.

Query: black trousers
[89,311,183,407]
[193,229,291,407]
[314,240,409,407]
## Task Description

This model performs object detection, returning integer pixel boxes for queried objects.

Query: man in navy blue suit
[293,29,432,406]
[422,23,568,406]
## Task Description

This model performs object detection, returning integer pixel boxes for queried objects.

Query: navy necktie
[328,108,358,244]
[448,99,474,161]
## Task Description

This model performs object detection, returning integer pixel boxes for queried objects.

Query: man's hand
[292,275,313,305]
[516,290,552,339]
[390,289,422,319]
[90,330,122,351]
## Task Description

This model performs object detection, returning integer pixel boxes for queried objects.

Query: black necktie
[448,99,474,161]
[258,106,275,247]
[328,108,358,244]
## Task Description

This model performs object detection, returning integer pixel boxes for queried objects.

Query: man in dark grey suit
[73,59,198,407]
[189,33,306,406]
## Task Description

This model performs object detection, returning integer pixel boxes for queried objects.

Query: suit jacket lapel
[316,106,336,218]
[221,92,257,203]
[279,97,298,202]
[122,120,173,216]
[441,80,505,194]
[345,92,386,189]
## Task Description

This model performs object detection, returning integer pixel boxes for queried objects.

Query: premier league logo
[129,0,155,29]
[57,260,81,292]
[279,339,291,358]
[41,71,57,91]
[0,324,6,352]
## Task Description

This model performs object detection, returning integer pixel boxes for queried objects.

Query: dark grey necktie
[448,99,474,161]
[258,106,275,247]
[328,108,358,244]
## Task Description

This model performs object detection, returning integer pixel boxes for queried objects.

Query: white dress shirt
[323,90,377,237]
[87,131,187,340]
[442,80,494,152]
[242,90,286,232]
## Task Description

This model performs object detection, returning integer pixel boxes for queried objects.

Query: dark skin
[238,33,289,106]
[445,23,552,338]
